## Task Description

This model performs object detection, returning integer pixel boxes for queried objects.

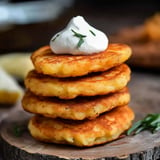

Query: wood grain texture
[0,101,22,159]
[1,71,160,160]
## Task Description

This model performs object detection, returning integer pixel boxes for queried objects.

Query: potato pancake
[28,105,134,147]
[31,43,131,77]
[22,87,130,120]
[25,64,130,99]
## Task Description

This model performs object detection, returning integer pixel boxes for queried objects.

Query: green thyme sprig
[89,30,96,36]
[127,113,160,136]
[51,33,60,42]
[13,124,27,137]
[71,29,87,48]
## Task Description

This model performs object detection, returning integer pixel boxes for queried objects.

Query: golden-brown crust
[25,64,131,99]
[28,105,134,147]
[22,87,130,120]
[31,44,132,77]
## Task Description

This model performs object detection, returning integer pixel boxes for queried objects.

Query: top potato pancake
[31,43,131,77]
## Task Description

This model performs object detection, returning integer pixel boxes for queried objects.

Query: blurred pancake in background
[110,12,160,69]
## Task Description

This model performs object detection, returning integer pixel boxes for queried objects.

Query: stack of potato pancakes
[22,43,135,147]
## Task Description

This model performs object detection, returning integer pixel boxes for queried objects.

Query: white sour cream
[50,16,108,55]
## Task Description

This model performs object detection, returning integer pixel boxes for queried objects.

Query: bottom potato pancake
[28,105,134,147]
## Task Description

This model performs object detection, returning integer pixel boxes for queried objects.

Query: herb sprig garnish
[127,114,160,136]
[13,124,27,137]
[89,30,96,36]
[71,29,87,48]
[51,33,60,42]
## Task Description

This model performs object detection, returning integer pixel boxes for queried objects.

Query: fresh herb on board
[127,113,160,135]
[71,29,87,48]
[51,33,60,42]
[89,30,96,36]
[13,124,27,137]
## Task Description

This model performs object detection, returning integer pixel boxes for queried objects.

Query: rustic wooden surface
[0,70,160,160]
[0,106,14,123]
[0,102,21,160]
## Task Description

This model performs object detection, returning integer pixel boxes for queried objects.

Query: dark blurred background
[0,0,159,54]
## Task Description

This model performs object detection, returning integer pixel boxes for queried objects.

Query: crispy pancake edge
[28,105,135,147]
[22,87,130,120]
[25,64,131,99]
[31,43,132,77]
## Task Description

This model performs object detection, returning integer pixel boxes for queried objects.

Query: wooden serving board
[1,71,160,160]
[0,105,15,123]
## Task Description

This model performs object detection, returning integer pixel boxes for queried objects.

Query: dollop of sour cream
[50,16,108,55]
